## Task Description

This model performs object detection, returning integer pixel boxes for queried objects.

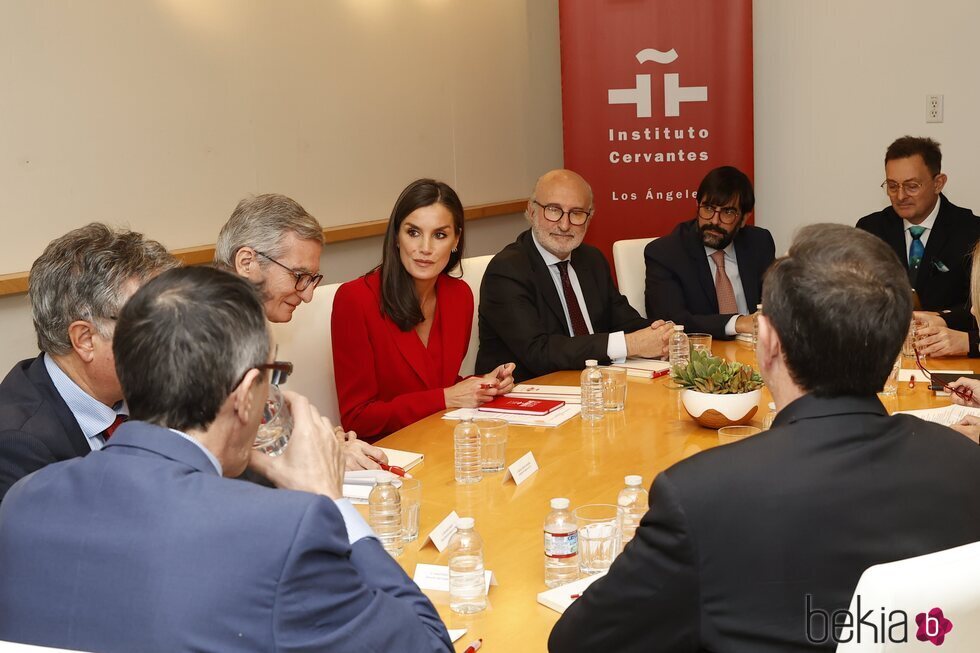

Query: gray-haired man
[0,223,178,502]
[216,193,388,470]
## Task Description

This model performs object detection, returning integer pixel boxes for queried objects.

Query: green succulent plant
[670,349,764,394]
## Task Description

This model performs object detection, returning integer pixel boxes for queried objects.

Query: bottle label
[544,530,578,558]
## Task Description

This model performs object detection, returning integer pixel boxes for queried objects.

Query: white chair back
[836,541,980,652]
[612,237,656,318]
[458,254,495,377]
[267,283,342,425]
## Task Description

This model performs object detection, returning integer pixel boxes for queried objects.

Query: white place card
[422,510,460,552]
[504,451,539,485]
[448,629,468,643]
[413,563,497,594]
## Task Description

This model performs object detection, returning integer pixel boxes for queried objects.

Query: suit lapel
[733,233,758,308]
[26,356,90,458]
[519,232,569,334]
[880,209,910,272]
[919,195,951,281]
[681,221,719,311]
[364,273,431,386]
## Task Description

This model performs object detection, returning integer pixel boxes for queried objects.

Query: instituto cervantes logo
[806,595,954,646]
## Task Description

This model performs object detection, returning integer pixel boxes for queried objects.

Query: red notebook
[478,396,566,416]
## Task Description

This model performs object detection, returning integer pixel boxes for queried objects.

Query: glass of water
[397,477,422,542]
[253,385,292,456]
[475,418,508,472]
[881,356,901,397]
[600,366,627,411]
[574,504,623,575]
[688,333,712,354]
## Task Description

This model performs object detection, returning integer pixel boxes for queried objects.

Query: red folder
[478,396,566,416]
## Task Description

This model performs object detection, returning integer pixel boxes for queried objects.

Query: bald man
[476,169,672,382]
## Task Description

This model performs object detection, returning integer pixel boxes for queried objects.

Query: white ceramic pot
[681,388,762,429]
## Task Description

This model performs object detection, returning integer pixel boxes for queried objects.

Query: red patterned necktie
[711,250,739,314]
[104,414,129,441]
[556,261,589,337]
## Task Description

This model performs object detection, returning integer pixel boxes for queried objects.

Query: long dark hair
[379,179,465,331]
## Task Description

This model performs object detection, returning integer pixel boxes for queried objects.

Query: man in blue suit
[0,223,178,503]
[0,266,452,653]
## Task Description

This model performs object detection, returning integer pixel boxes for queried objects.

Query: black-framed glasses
[532,200,592,226]
[233,360,293,391]
[254,250,323,292]
[697,204,741,224]
[913,349,973,402]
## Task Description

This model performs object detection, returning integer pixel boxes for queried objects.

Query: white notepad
[536,572,607,614]
[376,447,424,471]
[896,404,980,427]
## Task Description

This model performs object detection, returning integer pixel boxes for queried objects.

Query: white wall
[753,0,980,252]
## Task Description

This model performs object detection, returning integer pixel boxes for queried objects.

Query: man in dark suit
[856,136,980,357]
[645,166,775,339]
[0,266,453,653]
[550,224,980,653]
[0,223,177,503]
[477,169,672,382]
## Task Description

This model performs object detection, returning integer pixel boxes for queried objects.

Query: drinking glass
[688,333,712,354]
[881,357,901,397]
[717,425,761,444]
[475,418,508,473]
[253,385,292,456]
[600,366,627,411]
[398,477,422,542]
[574,504,623,574]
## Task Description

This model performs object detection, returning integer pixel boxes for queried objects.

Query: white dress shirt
[902,198,941,264]
[704,241,749,336]
[531,232,628,362]
[43,353,127,451]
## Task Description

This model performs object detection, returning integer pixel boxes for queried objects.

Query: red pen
[570,593,581,599]
[463,638,483,653]
[367,456,407,477]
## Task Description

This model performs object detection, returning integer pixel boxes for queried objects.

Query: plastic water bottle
[448,517,487,613]
[544,497,579,588]
[368,477,403,557]
[668,325,690,369]
[454,417,483,484]
[581,359,605,422]
[752,304,763,348]
[617,475,647,548]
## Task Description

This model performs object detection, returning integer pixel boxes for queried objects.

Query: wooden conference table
[369,341,977,652]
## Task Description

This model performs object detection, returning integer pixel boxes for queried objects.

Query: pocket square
[932,260,950,273]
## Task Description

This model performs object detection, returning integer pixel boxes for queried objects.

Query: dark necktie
[555,261,589,337]
[103,414,128,441]
[908,225,926,270]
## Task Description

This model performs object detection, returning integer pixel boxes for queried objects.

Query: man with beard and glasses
[644,166,776,339]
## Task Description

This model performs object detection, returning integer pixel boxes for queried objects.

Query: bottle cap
[456,517,475,530]
[673,324,684,331]
[625,475,643,487]
[585,359,598,367]
[550,497,570,510]
[768,402,776,410]
[756,304,763,310]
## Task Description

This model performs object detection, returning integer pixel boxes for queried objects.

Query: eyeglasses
[881,176,936,197]
[532,200,592,226]
[913,349,973,402]
[697,204,741,224]
[254,250,323,292]
[233,360,293,391]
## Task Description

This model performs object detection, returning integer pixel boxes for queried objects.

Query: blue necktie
[908,225,926,270]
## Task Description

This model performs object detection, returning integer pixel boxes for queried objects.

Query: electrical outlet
[927,94,944,123]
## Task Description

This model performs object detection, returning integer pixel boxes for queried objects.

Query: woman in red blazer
[332,179,515,441]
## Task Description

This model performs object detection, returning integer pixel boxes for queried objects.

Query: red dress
[331,269,473,441]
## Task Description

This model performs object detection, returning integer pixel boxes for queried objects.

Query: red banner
[559,0,754,271]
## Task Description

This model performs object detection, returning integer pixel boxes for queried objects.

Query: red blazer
[332,270,473,441]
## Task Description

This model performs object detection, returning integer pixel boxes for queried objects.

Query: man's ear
[67,320,98,363]
[234,247,258,277]
[756,315,781,367]
[231,368,262,424]
[934,173,948,194]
